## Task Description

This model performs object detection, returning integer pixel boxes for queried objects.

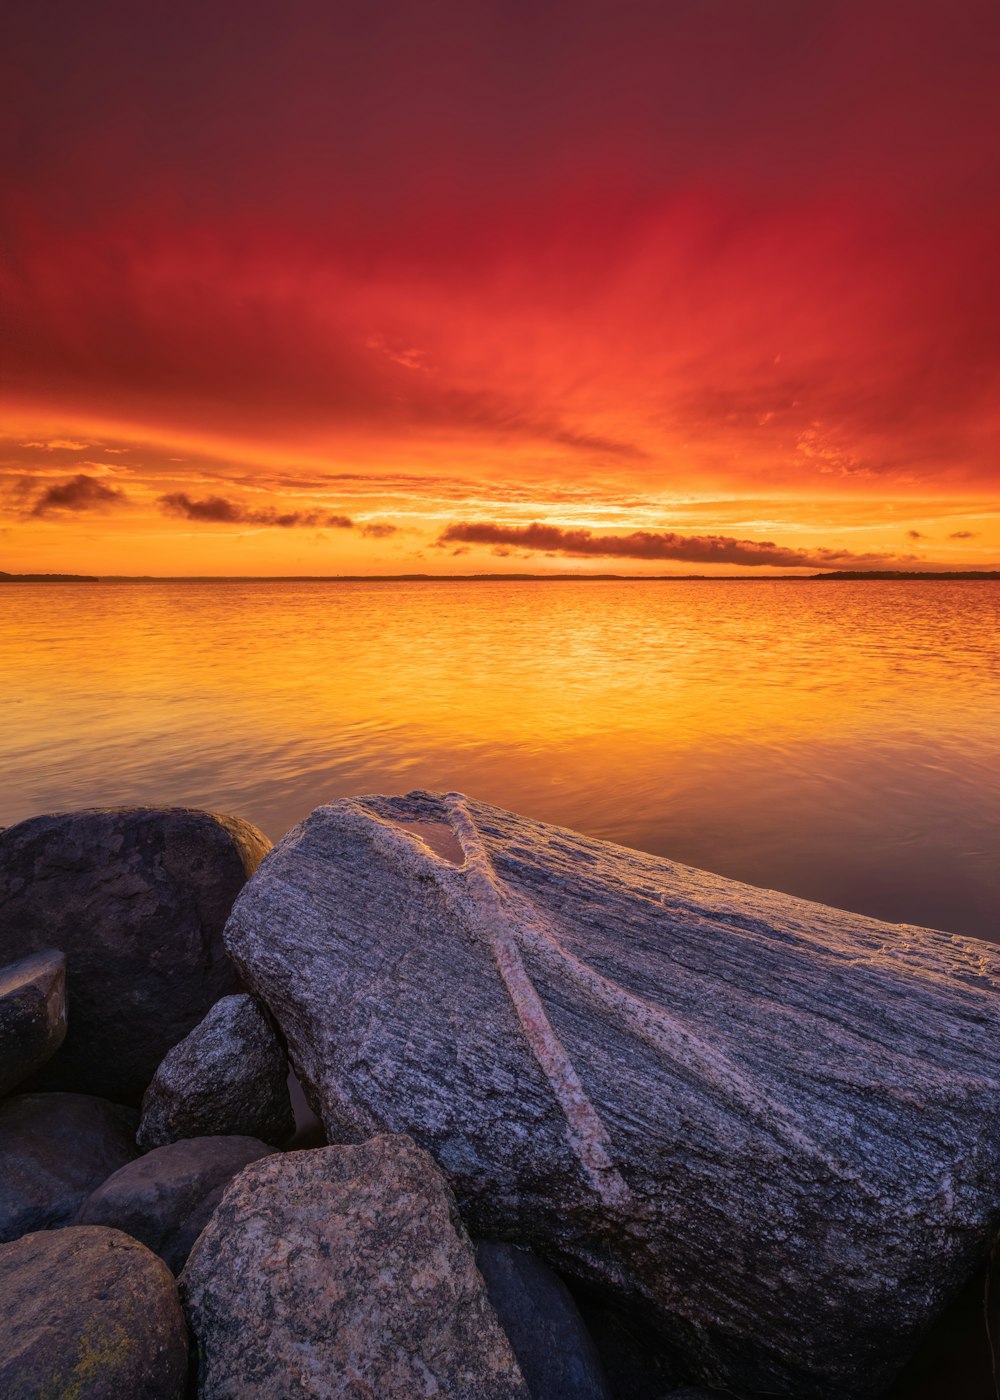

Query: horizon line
[3,569,1000,584]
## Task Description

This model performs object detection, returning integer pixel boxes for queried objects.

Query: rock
[0,1091,138,1242]
[0,948,66,1097]
[76,1134,275,1273]
[0,1225,188,1399]
[475,1241,611,1400]
[181,1133,530,1399]
[138,993,294,1149]
[570,1299,678,1400]
[661,1391,732,1399]
[0,806,270,1103]
[225,791,1000,1398]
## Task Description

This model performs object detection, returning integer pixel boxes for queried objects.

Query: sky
[2,0,998,575]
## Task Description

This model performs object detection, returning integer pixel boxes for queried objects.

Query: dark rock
[0,806,270,1103]
[0,1225,188,1399]
[180,1133,530,1399]
[0,948,66,1097]
[224,790,1000,1398]
[661,1390,733,1399]
[574,1299,678,1400]
[0,1091,138,1242]
[76,1134,275,1273]
[475,1240,611,1400]
[138,993,293,1149]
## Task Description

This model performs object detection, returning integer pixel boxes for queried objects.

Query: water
[1,579,997,939]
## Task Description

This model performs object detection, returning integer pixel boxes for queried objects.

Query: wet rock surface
[138,992,294,1149]
[0,1225,188,1400]
[224,790,1000,1398]
[475,1240,611,1400]
[76,1133,275,1273]
[180,1133,530,1399]
[0,948,66,1097]
[0,1091,138,1243]
[0,806,270,1103]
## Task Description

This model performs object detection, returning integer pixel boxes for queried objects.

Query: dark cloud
[359,522,398,538]
[159,493,353,529]
[438,521,911,570]
[949,529,978,539]
[31,474,128,516]
[906,529,927,540]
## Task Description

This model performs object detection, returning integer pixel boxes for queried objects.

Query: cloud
[31,474,128,516]
[906,529,927,539]
[20,439,91,451]
[437,520,912,570]
[949,529,978,539]
[359,522,398,538]
[159,493,354,529]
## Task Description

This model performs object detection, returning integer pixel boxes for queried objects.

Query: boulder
[0,1226,188,1399]
[0,948,66,1096]
[0,806,270,1103]
[225,791,1000,1398]
[76,1134,275,1273]
[181,1134,530,1399]
[475,1241,611,1400]
[138,993,293,1149]
[0,1091,138,1242]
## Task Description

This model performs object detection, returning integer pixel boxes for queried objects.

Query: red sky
[2,0,998,574]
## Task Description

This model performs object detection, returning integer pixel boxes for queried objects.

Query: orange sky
[2,2,998,575]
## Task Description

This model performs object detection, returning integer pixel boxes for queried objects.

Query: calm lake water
[1,579,997,939]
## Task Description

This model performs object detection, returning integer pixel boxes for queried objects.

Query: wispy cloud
[437,520,914,570]
[159,493,356,528]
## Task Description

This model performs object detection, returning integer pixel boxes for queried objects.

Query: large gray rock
[0,1226,188,1399]
[138,993,293,1150]
[0,1091,139,1242]
[0,806,270,1103]
[225,791,1000,1399]
[475,1241,611,1400]
[77,1134,275,1272]
[181,1134,530,1399]
[0,948,66,1096]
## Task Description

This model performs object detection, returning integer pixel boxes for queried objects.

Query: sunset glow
[3,2,998,575]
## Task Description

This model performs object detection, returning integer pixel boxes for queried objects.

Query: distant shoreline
[2,570,998,584]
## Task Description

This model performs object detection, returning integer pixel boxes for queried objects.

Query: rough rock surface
[475,1241,611,1400]
[0,806,270,1103]
[0,1091,139,1242]
[0,948,66,1097]
[181,1134,530,1399]
[77,1134,274,1273]
[225,790,1000,1398]
[138,993,293,1149]
[0,1226,188,1399]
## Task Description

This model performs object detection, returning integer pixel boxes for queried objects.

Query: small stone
[0,1226,188,1399]
[0,806,271,1103]
[76,1134,275,1273]
[0,948,66,1097]
[475,1241,612,1400]
[181,1133,530,1399]
[0,1091,138,1243]
[138,993,293,1149]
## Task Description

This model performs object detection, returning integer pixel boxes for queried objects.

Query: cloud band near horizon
[437,521,913,570]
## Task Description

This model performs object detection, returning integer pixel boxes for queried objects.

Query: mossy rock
[0,1226,188,1398]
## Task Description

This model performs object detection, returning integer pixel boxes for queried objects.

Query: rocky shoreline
[1,795,998,1399]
